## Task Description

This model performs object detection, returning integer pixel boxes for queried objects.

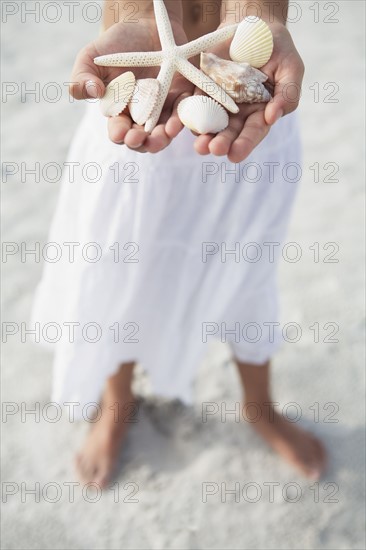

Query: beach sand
[1,1,365,548]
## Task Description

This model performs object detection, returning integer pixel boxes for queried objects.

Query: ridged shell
[177,96,229,135]
[129,79,160,126]
[100,72,136,117]
[230,16,274,68]
[200,53,271,104]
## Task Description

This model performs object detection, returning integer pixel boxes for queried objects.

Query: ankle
[244,393,273,407]
[243,396,276,422]
[103,386,135,405]
[97,400,138,435]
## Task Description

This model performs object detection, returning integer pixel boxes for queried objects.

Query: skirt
[32,102,302,411]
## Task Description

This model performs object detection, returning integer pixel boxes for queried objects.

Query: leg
[235,359,327,479]
[75,361,137,487]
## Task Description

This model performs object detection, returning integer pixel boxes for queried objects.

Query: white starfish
[94,0,239,132]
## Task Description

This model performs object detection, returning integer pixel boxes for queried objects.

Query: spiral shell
[100,72,136,117]
[229,17,274,68]
[200,53,271,104]
[177,96,229,135]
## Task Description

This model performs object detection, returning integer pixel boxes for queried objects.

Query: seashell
[229,16,274,68]
[129,78,160,126]
[177,96,229,135]
[100,72,136,117]
[200,53,271,104]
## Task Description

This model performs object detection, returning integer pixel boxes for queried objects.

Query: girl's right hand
[70,18,192,153]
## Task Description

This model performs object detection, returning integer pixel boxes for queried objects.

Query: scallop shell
[100,72,136,117]
[229,16,274,68]
[129,79,160,126]
[177,96,229,135]
[200,53,271,104]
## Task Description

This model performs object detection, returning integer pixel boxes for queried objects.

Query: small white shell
[129,79,160,126]
[230,16,274,68]
[100,72,136,117]
[177,96,229,135]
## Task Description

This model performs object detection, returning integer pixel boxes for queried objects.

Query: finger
[228,110,270,164]
[165,92,191,139]
[207,113,244,157]
[144,89,193,152]
[265,60,305,125]
[70,45,106,100]
[108,114,133,144]
[124,127,149,150]
[194,134,214,156]
[144,124,171,153]
[187,87,216,154]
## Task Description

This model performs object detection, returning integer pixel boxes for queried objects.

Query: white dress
[32,102,301,411]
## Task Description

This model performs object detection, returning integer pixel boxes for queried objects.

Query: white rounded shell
[177,96,229,135]
[129,79,160,126]
[100,72,136,117]
[230,16,274,68]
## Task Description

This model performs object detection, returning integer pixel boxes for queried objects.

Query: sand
[1,1,365,548]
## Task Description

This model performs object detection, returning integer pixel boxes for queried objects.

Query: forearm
[103,0,183,28]
[221,0,288,25]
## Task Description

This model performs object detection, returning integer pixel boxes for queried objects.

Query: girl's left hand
[193,20,305,163]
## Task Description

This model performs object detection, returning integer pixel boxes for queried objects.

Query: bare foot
[244,402,327,479]
[75,392,138,487]
[75,363,137,487]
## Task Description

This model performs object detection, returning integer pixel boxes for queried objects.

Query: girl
[33,0,326,486]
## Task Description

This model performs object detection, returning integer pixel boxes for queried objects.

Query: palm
[93,21,181,79]
[71,19,194,152]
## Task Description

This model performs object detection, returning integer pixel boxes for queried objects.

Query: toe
[74,453,83,477]
[79,456,97,483]
[311,438,328,477]
[94,460,113,489]
[293,435,326,480]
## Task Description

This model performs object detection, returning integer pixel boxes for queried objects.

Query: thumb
[265,60,305,125]
[69,45,106,100]
[264,80,300,125]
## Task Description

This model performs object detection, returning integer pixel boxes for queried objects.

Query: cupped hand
[194,20,305,163]
[69,18,193,153]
